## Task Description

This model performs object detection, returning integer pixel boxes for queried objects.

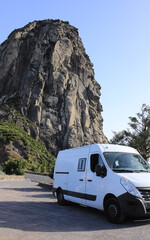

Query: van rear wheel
[57,189,66,205]
[104,197,125,223]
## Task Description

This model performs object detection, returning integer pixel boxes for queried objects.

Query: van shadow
[0,199,150,233]
[3,187,48,192]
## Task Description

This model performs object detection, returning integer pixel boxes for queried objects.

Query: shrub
[3,157,27,175]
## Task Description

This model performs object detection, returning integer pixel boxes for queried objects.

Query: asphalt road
[24,172,53,184]
[0,180,150,240]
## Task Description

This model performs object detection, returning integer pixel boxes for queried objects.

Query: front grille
[138,188,150,201]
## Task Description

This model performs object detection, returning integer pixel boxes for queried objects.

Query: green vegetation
[0,119,56,175]
[3,157,27,175]
[110,104,150,160]
[0,165,5,175]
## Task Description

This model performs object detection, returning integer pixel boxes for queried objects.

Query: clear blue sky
[0,0,150,140]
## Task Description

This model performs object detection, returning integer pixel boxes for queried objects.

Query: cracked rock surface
[0,20,107,156]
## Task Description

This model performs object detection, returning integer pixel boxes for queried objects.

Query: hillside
[0,105,55,174]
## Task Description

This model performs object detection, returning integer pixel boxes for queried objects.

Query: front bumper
[118,192,150,218]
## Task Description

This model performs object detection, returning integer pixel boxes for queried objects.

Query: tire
[104,197,125,223]
[57,189,66,206]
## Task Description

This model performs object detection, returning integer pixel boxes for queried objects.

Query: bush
[0,166,5,175]
[3,157,27,175]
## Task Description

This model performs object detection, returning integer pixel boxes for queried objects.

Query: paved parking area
[24,172,53,184]
[0,180,150,240]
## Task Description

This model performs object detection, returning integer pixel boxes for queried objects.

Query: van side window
[77,158,86,171]
[90,154,104,172]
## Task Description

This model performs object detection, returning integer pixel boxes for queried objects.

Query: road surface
[0,180,150,240]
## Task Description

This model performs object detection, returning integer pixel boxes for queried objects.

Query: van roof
[98,144,138,154]
[58,144,138,156]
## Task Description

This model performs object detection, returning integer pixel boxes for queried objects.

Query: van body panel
[117,172,150,188]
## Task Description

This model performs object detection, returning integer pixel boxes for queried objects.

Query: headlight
[120,177,141,198]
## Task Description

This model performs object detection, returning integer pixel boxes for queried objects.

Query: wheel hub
[108,204,118,218]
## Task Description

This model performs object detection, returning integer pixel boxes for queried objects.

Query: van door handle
[79,179,83,181]
[87,179,92,182]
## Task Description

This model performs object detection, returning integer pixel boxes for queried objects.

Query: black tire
[57,189,66,206]
[104,197,125,223]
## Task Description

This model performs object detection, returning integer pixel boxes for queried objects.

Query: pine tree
[110,104,150,159]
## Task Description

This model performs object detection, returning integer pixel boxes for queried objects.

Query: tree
[110,104,150,159]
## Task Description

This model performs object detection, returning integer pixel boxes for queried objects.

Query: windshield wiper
[133,169,150,173]
[113,169,134,173]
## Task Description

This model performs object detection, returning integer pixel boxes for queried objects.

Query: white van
[53,144,150,223]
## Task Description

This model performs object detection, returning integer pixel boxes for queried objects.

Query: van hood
[117,172,150,188]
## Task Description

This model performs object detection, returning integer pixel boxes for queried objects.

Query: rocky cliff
[0,20,107,156]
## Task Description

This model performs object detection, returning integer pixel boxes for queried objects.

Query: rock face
[0,20,107,156]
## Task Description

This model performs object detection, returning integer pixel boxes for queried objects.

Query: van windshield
[103,152,150,173]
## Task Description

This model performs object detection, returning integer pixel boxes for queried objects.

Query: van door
[85,152,107,209]
[67,157,86,205]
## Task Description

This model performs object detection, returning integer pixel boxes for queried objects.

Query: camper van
[53,144,150,223]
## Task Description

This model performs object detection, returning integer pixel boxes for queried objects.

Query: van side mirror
[95,164,107,178]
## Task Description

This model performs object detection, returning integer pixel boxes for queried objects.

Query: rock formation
[0,20,107,156]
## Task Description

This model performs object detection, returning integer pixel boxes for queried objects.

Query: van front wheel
[57,189,66,205]
[104,197,125,223]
